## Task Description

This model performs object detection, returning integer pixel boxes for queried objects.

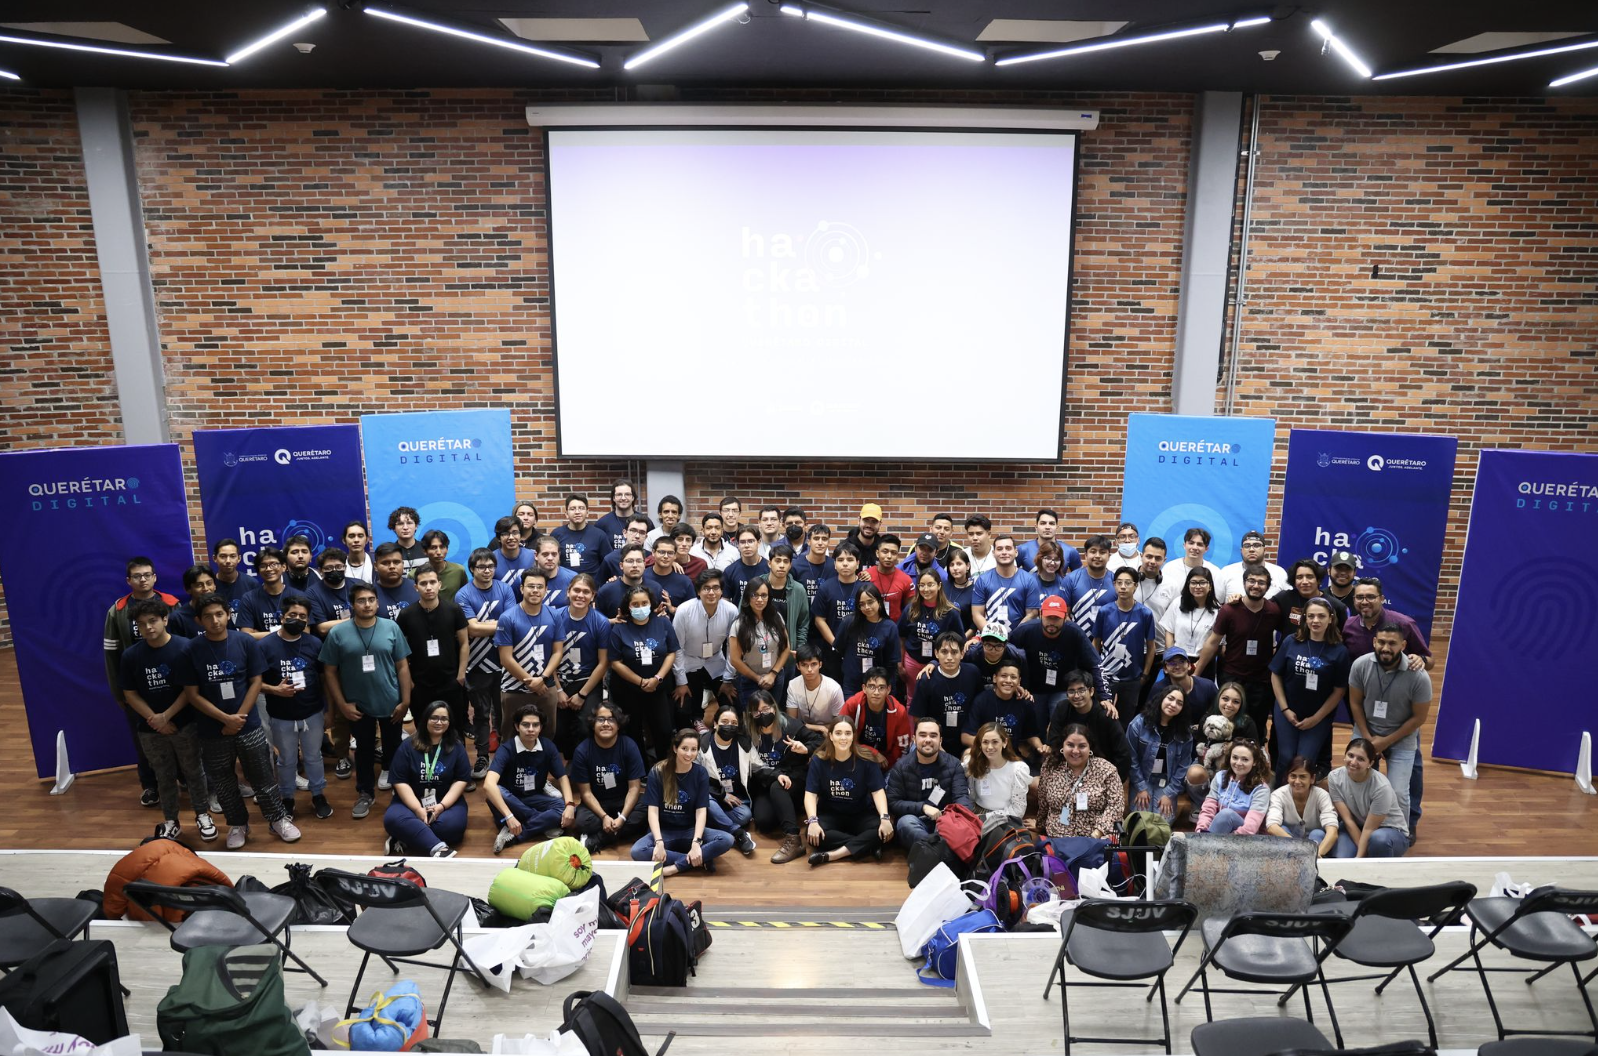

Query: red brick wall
[2,87,1594,651]
[0,90,122,642]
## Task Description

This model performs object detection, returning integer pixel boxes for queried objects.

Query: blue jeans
[1379,733,1423,834]
[1208,807,1249,834]
[383,799,468,855]
[491,790,566,847]
[706,799,752,834]
[895,813,937,850]
[269,713,326,798]
[1333,827,1408,858]
[1277,823,1327,846]
[630,828,735,871]
[1274,705,1334,777]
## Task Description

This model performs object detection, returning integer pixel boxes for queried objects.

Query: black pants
[573,800,649,848]
[751,779,802,836]
[610,678,674,766]
[123,707,157,792]
[353,712,401,796]
[817,810,883,857]
[553,677,590,759]
[1236,678,1274,747]
[465,667,501,762]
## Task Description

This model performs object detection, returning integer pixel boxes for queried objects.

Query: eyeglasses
[129,572,155,581]
[594,716,617,724]
[427,715,451,724]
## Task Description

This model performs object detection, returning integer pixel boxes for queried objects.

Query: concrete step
[621,982,982,1037]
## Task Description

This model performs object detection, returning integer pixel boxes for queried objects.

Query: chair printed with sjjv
[1044,898,1198,1055]
[122,880,328,987]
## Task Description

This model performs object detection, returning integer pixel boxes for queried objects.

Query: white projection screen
[546,127,1077,461]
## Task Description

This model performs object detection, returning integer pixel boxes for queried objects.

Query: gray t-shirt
[1348,653,1433,737]
[1328,766,1407,835]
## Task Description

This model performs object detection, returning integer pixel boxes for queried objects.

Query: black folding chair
[1043,898,1197,1054]
[1478,1039,1598,1055]
[1192,1017,1434,1056]
[317,868,483,1035]
[1175,910,1355,1047]
[1426,885,1598,1041]
[0,886,98,972]
[123,880,327,987]
[1284,881,1476,1050]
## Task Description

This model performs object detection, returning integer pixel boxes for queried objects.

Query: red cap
[1040,595,1068,617]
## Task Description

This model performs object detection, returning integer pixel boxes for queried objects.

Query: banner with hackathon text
[1277,429,1456,637]
[1120,413,1276,565]
[359,409,514,565]
[193,425,367,571]
[1432,449,1598,773]
[0,445,195,778]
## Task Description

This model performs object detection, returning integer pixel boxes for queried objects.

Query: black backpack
[624,892,696,986]
[559,990,675,1056]
[0,939,128,1044]
[906,835,963,888]
[972,825,1040,881]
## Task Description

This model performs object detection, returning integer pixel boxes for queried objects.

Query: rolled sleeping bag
[517,836,593,891]
[488,867,570,922]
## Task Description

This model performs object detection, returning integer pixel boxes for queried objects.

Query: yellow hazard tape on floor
[705,920,894,929]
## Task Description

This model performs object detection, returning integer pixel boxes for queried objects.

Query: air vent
[1430,31,1585,54]
[497,18,648,42]
[976,19,1127,44]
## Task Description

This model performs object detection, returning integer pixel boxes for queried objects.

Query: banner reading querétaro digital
[360,409,514,565]
[1121,413,1276,565]
[1277,429,1457,638]
[193,425,367,570]
[1432,449,1598,774]
[0,444,194,777]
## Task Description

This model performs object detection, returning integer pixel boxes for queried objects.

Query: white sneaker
[156,820,181,840]
[195,812,218,841]
[226,825,248,850]
[432,847,457,859]
[209,795,223,814]
[377,770,392,791]
[493,827,516,855]
[383,835,399,857]
[295,773,310,791]
[238,782,255,798]
[270,817,302,843]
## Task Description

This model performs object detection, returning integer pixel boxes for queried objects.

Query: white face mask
[1118,543,1138,559]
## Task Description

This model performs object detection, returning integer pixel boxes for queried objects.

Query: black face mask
[281,617,307,635]
[322,570,346,587]
[757,712,778,728]
[716,724,739,740]
[785,525,804,544]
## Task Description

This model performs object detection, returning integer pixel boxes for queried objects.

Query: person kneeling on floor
[486,704,578,854]
[886,717,972,852]
[383,699,471,858]
[632,728,734,876]
[803,716,894,866]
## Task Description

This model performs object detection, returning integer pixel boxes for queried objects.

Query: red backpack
[935,804,983,863]
[367,860,426,889]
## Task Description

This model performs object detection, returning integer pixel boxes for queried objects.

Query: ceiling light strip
[366,6,601,68]
[1310,19,1372,79]
[995,21,1236,67]
[1550,63,1598,87]
[226,8,327,65]
[1373,37,1598,80]
[781,5,984,62]
[624,2,748,69]
[0,67,20,80]
[0,32,228,66]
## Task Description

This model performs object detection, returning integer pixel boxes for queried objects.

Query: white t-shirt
[1218,560,1289,601]
[965,547,998,576]
[785,675,845,727]
[1161,605,1218,659]
[344,552,375,584]
[689,541,738,571]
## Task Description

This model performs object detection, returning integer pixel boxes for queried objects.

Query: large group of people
[103,481,1436,865]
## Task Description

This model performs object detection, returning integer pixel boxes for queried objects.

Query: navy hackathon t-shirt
[914,662,985,745]
[812,577,863,639]
[550,524,611,577]
[963,688,1039,743]
[899,607,965,663]
[709,739,747,798]
[791,555,834,604]
[570,736,646,808]
[489,734,567,798]
[805,755,885,816]
[120,637,195,728]
[174,631,267,737]
[645,764,710,830]
[256,631,324,722]
[608,617,679,680]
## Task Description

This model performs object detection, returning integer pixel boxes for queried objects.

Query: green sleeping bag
[487,868,570,921]
[517,836,594,890]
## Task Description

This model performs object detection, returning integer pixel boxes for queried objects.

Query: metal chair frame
[123,880,328,987]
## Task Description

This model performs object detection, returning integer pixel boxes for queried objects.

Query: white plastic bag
[1077,861,1133,900]
[896,862,973,958]
[491,1028,589,1055]
[516,886,600,985]
[1490,871,1536,900]
[465,923,540,993]
[293,999,342,1048]
[0,1009,142,1056]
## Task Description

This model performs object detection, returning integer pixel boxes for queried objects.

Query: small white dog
[1200,714,1235,771]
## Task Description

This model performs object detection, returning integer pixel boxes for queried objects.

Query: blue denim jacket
[1125,714,1194,800]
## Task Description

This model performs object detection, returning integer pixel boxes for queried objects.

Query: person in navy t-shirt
[632,729,734,875]
[963,659,1045,764]
[912,632,985,749]
[552,574,610,754]
[1027,540,1073,612]
[599,516,652,582]
[595,479,653,553]
[595,545,650,619]
[531,535,577,609]
[1016,509,1082,573]
[721,527,770,609]
[483,705,576,854]
[372,543,421,621]
[803,716,893,865]
[791,525,836,604]
[811,545,866,680]
[1094,567,1159,715]
[608,584,680,764]
[550,494,612,578]
[833,585,902,698]
[121,598,209,839]
[568,700,647,850]
[306,548,353,636]
[644,536,695,614]
[492,516,537,588]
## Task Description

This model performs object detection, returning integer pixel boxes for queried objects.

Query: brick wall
[2,87,1594,650]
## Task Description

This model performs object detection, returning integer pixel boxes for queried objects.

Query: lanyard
[1375,663,1403,699]
[421,745,442,783]
[356,622,376,655]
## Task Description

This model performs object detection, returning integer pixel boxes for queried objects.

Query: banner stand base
[1577,732,1595,796]
[1459,718,1481,781]
[49,730,75,796]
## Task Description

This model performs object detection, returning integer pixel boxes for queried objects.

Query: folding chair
[1284,881,1476,1050]
[1043,898,1198,1054]
[0,886,98,972]
[317,868,483,1035]
[1175,910,1355,1047]
[1478,1040,1598,1055]
[1426,885,1598,1042]
[122,880,327,987]
[1192,1018,1433,1056]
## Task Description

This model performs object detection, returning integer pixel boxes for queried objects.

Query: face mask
[630,605,652,622]
[757,712,778,728]
[281,617,307,635]
[1118,543,1138,559]
[785,525,804,544]
[717,724,739,739]
[322,570,345,587]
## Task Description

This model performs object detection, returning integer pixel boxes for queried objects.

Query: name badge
[1152,757,1165,775]
[599,771,617,790]
[1059,803,1072,826]
[640,647,653,666]
[946,709,959,727]
[568,551,581,567]
[1075,791,1089,812]
[361,654,376,673]
[861,656,873,673]
[976,778,991,799]
[220,681,236,701]
[1045,668,1057,686]
[532,644,545,666]
[921,640,933,658]
[759,647,772,671]
[422,788,437,808]
[426,639,440,657]
[1305,671,1319,691]
[1246,640,1259,656]
[520,771,537,792]
[928,785,945,806]
[721,776,734,793]
[700,641,714,659]
[1372,699,1389,720]
[289,671,306,690]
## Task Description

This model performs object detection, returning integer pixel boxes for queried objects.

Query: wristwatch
[879,813,890,820]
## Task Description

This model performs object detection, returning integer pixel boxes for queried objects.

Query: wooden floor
[6,647,1597,908]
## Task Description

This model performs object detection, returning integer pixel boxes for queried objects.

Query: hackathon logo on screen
[741,221,874,340]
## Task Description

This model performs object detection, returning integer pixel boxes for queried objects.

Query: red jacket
[840,694,912,770]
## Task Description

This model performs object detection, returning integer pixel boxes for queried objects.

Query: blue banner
[359,409,514,565]
[1432,449,1598,774]
[193,425,368,571]
[0,445,194,778]
[1277,429,1457,637]
[1121,413,1277,565]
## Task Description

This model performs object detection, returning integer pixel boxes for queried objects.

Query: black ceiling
[1,0,1596,96]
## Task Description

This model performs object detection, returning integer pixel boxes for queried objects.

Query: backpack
[682,899,713,961]
[155,944,306,1056]
[558,990,675,1056]
[624,892,696,986]
[906,836,963,889]
[972,825,1040,881]
[0,939,128,1045]
[934,803,983,862]
[607,877,653,918]
[368,859,426,888]
[1123,810,1172,849]
[916,909,1002,987]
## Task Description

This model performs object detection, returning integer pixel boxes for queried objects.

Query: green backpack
[1123,810,1173,849]
[156,944,308,1056]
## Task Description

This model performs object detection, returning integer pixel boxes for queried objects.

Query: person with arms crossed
[320,581,412,822]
